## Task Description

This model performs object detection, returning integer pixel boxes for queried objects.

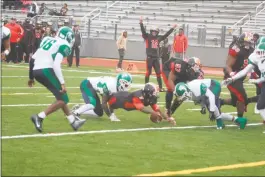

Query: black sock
[171,99,182,114]
[145,76,149,84]
[157,76,162,89]
[247,95,259,103]
[166,91,173,115]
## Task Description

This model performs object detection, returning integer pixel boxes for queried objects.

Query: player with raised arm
[174,79,247,129]
[28,26,86,132]
[71,73,132,122]
[1,25,11,61]
[140,16,177,92]
[223,43,265,124]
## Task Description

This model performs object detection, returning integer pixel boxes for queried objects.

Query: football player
[140,16,177,92]
[72,83,176,125]
[222,32,254,119]
[1,24,11,61]
[249,36,265,114]
[174,79,247,129]
[28,26,86,132]
[71,73,133,122]
[223,42,265,124]
[162,57,203,117]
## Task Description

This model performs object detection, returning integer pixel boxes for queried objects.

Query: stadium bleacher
[2,1,265,47]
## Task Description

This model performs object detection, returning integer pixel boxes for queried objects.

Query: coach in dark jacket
[67,25,82,67]
[19,18,35,63]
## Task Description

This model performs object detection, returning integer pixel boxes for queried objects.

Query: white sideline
[1,123,262,140]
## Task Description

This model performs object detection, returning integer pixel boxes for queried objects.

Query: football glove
[200,106,207,115]
[221,78,233,86]
[209,111,216,122]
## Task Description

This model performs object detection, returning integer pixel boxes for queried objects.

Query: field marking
[136,161,265,176]
[1,123,262,140]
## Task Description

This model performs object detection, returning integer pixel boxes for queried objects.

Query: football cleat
[254,104,259,114]
[30,114,43,132]
[235,117,247,129]
[71,118,87,131]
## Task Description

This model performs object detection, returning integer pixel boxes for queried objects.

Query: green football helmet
[257,36,265,45]
[255,43,265,58]
[116,72,132,91]
[174,82,192,101]
[56,26,75,47]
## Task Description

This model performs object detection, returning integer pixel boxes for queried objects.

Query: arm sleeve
[53,53,65,84]
[256,77,265,84]
[151,104,159,112]
[184,36,188,51]
[132,97,145,110]
[232,64,254,81]
[29,58,35,80]
[205,88,215,112]
[159,28,174,41]
[140,23,148,39]
[102,94,112,117]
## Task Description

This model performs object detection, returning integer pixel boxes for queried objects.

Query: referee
[67,25,82,67]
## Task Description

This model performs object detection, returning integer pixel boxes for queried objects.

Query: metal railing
[255,2,265,26]
[231,13,251,35]
[106,1,120,17]
[81,8,101,25]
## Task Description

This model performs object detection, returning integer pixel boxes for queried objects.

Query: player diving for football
[174,79,247,129]
[28,26,87,132]
[71,73,133,122]
[162,57,204,118]
[223,42,265,124]
[72,83,176,125]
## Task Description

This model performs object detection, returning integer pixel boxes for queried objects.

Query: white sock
[67,115,75,124]
[38,111,46,119]
[259,109,265,121]
[74,104,95,114]
[82,110,100,117]
[220,113,234,122]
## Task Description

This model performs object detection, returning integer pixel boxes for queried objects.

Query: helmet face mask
[174,83,191,101]
[116,73,132,92]
[142,83,159,105]
[255,43,265,59]
[56,26,75,47]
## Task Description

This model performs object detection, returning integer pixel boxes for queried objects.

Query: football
[149,113,162,123]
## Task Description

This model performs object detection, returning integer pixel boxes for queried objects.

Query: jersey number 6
[40,39,56,50]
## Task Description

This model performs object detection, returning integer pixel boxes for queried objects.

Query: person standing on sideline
[67,25,82,67]
[173,28,188,59]
[5,17,24,63]
[116,30,127,71]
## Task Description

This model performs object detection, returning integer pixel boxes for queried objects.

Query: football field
[1,63,265,176]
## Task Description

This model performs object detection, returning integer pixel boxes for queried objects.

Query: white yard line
[1,123,262,140]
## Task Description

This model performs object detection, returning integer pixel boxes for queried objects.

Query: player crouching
[173,79,247,129]
[73,83,176,125]
[71,73,133,122]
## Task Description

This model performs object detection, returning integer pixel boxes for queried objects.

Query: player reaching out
[73,83,176,125]
[71,73,133,122]
[174,79,247,129]
[28,26,86,132]
[140,16,177,92]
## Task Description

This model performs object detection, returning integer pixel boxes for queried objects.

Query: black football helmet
[142,83,159,106]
